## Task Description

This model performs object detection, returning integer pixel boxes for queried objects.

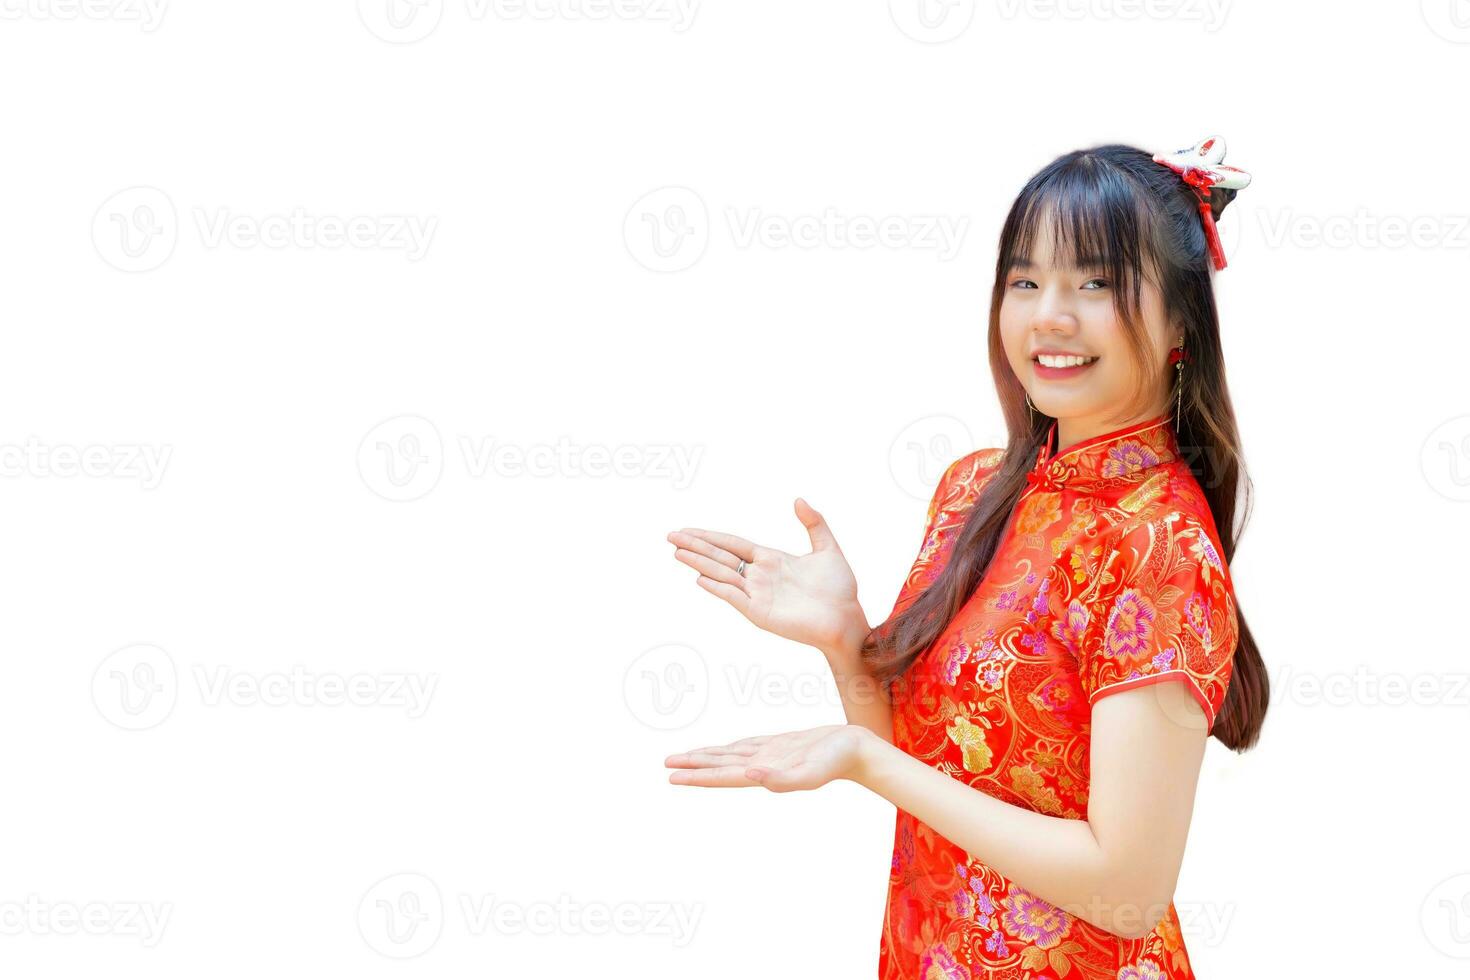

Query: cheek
[998,308,1027,362]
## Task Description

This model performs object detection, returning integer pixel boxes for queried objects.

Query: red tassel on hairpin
[1151,135,1251,271]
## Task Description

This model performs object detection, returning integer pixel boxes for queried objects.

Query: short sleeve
[889,449,1004,618]
[1078,510,1238,731]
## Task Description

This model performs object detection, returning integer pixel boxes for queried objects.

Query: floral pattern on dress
[878,414,1238,979]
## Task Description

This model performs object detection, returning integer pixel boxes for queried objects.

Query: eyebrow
[1008,255,1106,271]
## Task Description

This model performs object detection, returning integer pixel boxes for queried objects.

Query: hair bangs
[1003,159,1159,331]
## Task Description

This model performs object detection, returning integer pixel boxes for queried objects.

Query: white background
[3,0,1468,976]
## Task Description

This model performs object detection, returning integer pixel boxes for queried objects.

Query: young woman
[664,138,1269,979]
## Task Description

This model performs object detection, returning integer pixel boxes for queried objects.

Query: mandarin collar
[1022,412,1180,497]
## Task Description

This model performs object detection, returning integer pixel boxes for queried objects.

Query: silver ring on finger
[736,559,747,576]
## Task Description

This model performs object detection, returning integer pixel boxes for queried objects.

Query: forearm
[819,616,894,744]
[848,729,1164,938]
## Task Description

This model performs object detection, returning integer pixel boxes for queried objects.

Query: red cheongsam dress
[876,412,1238,980]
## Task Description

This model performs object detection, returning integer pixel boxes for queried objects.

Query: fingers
[667,529,745,571]
[663,746,758,769]
[671,545,747,592]
[667,764,758,788]
[670,528,758,564]
[793,497,840,553]
[663,735,770,769]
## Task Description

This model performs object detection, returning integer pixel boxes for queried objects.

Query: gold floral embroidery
[945,715,993,774]
[880,413,1238,980]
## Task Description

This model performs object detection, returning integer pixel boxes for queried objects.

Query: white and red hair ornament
[1151,135,1251,271]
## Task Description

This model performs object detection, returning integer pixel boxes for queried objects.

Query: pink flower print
[1000,886,1071,949]
[1036,675,1078,713]
[1151,647,1176,672]
[1099,440,1160,479]
[1198,534,1222,572]
[1050,600,1089,658]
[1104,588,1156,661]
[1185,592,1210,637]
[1117,957,1166,980]
[953,888,974,919]
[995,589,1019,611]
[984,929,1009,957]
[918,940,971,980]
[942,639,969,684]
[893,824,914,872]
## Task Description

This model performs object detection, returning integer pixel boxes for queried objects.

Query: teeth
[1037,354,1097,368]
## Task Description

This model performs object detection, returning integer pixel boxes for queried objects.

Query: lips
[1032,354,1099,379]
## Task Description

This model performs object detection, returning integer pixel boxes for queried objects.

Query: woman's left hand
[664,724,870,793]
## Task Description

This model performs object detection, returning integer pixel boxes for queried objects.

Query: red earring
[1170,345,1187,429]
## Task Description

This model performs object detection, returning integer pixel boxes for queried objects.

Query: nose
[1030,286,1080,336]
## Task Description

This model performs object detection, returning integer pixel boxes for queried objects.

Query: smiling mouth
[1033,354,1099,368]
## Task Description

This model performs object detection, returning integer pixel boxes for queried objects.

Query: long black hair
[863,143,1267,750]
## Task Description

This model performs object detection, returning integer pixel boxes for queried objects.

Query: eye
[1082,277,1109,290]
[1008,279,1036,290]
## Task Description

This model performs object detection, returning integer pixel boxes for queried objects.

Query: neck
[1055,409,1169,454]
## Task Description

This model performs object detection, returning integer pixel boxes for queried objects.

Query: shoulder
[936,446,1007,498]
[919,446,1008,533]
[1103,466,1230,583]
[1093,473,1237,642]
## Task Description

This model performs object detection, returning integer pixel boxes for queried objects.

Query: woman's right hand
[667,497,869,654]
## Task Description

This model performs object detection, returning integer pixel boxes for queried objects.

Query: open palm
[664,724,865,792]
[668,498,867,652]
